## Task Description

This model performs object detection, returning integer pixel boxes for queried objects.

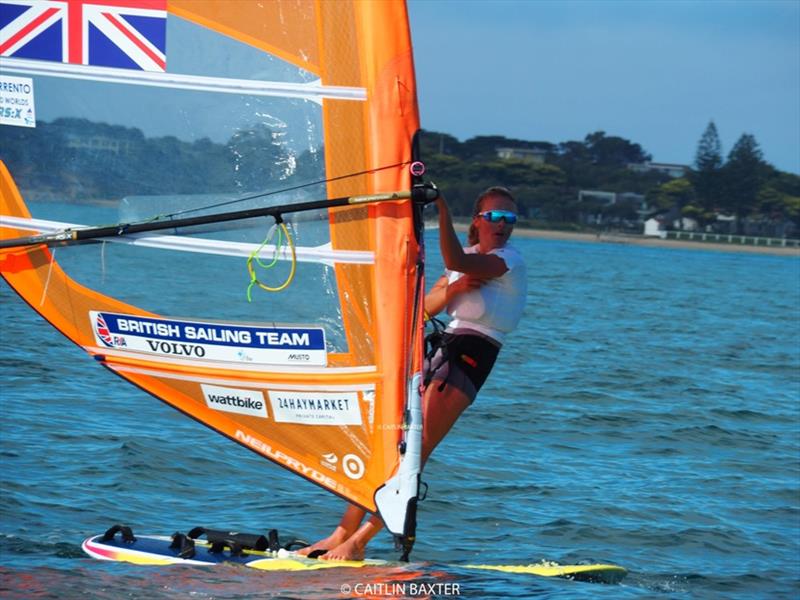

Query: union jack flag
[0,0,167,72]
[94,312,114,347]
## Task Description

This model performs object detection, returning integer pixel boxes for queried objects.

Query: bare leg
[318,382,473,560]
[419,381,473,466]
[317,513,383,561]
[295,503,366,556]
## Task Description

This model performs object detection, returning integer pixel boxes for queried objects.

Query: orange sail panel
[0,0,422,536]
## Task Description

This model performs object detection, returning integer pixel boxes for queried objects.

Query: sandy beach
[448,224,800,257]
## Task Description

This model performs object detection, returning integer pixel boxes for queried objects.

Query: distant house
[496,147,547,164]
[627,161,689,178]
[644,217,667,238]
[713,213,737,234]
[673,216,699,231]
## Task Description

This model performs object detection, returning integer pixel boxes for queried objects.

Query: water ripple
[1,233,799,598]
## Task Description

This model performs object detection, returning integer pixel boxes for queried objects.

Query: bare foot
[320,535,365,561]
[295,528,351,557]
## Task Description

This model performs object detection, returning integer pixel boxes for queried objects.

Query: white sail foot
[374,373,422,536]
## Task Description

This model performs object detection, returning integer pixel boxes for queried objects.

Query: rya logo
[321,453,338,471]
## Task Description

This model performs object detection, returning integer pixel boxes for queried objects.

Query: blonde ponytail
[467,222,479,246]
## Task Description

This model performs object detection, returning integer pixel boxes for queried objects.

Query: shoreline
[450,224,800,257]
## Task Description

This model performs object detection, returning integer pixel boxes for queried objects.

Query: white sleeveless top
[445,243,527,343]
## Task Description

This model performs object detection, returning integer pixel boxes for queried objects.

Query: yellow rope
[246,221,296,300]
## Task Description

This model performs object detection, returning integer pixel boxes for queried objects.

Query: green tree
[583,131,651,166]
[423,153,466,181]
[524,184,580,223]
[722,133,768,233]
[757,186,800,229]
[694,121,723,170]
[691,120,724,210]
[602,197,640,223]
[765,171,800,197]
[466,160,565,187]
[647,178,696,215]
[418,130,462,156]
[460,135,525,161]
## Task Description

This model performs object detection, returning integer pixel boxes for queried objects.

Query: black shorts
[424,329,501,402]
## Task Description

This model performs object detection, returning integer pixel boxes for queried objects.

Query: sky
[407,0,800,174]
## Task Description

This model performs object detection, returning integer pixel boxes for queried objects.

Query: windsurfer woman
[298,186,527,561]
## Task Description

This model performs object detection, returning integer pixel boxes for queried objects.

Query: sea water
[1,204,798,599]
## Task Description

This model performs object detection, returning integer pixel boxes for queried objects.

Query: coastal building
[644,217,667,238]
[627,161,689,178]
[496,147,547,164]
[673,216,699,231]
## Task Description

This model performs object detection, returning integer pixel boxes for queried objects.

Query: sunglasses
[478,210,517,224]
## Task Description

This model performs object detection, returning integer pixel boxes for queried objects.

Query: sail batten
[91,347,379,377]
[1,57,367,101]
[109,364,378,392]
[1,216,376,264]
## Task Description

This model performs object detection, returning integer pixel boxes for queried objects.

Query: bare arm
[436,196,508,278]
[424,274,486,317]
[424,276,449,317]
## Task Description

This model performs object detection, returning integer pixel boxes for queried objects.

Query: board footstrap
[169,532,196,559]
[101,524,137,544]
[97,522,312,558]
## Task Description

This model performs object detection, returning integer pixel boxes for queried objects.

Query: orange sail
[0,0,424,552]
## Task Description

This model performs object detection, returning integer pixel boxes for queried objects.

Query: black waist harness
[423,319,500,393]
